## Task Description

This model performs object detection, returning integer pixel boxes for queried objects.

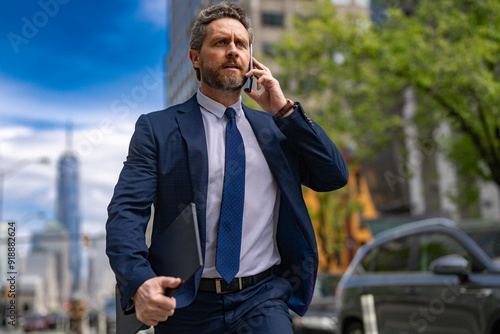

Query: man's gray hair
[190,2,254,80]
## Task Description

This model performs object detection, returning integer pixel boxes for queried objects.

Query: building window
[262,42,274,56]
[262,13,284,27]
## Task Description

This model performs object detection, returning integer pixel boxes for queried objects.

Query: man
[106,2,348,333]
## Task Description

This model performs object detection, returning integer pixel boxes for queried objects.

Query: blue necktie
[216,107,245,284]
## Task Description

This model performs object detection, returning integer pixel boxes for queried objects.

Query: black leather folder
[116,202,202,334]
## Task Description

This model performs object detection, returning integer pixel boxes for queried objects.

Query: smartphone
[247,43,253,92]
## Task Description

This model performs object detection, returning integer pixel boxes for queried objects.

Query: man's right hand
[132,276,182,327]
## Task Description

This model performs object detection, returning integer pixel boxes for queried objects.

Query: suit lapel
[176,95,208,259]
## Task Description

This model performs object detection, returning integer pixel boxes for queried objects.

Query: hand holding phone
[247,43,253,92]
[244,51,288,116]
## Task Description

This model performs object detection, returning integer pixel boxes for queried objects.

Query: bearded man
[106,2,348,333]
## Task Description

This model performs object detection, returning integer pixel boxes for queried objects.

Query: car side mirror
[430,254,469,281]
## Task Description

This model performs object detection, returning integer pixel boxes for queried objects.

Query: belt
[198,268,273,294]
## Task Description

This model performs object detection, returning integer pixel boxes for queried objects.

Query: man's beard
[201,60,247,92]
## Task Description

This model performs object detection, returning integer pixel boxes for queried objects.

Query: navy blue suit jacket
[106,94,348,316]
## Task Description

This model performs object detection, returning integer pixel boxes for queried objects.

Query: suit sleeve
[106,114,158,311]
[273,102,349,192]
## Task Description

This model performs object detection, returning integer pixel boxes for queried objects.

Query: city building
[0,223,8,286]
[28,221,72,308]
[166,0,210,106]
[24,250,58,311]
[86,234,116,312]
[17,275,45,315]
[56,124,81,293]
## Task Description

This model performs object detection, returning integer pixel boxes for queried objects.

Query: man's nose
[226,43,239,58]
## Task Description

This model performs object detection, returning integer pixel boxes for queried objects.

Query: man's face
[193,18,251,92]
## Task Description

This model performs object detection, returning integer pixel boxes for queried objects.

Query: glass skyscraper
[56,131,81,293]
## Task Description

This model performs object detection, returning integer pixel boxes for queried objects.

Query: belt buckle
[215,279,223,294]
[215,277,243,294]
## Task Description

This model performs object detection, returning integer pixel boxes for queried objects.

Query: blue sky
[0,0,169,238]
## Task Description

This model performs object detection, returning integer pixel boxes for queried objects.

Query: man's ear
[189,49,200,69]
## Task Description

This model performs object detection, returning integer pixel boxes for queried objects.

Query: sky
[0,0,170,240]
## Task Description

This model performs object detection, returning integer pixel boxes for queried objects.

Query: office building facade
[56,128,81,293]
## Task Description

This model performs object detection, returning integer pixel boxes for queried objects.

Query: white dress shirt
[197,90,281,278]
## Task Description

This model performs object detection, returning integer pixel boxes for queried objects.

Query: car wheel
[345,321,364,334]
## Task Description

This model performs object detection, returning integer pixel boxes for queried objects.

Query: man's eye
[216,40,225,45]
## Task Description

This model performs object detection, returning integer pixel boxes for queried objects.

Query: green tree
[273,0,500,189]
[307,187,361,271]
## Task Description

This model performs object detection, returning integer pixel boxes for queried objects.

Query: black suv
[335,218,500,334]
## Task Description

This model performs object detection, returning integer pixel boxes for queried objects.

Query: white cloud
[0,72,159,236]
[0,67,166,128]
[138,0,167,29]
[0,59,166,239]
[79,122,135,234]
[0,126,34,141]
[0,76,81,125]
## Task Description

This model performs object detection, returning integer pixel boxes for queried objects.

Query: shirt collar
[196,89,243,119]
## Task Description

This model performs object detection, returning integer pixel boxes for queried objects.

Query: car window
[417,232,472,272]
[465,229,500,270]
[361,235,415,272]
[356,247,377,274]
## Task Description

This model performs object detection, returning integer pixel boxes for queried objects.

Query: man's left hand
[244,57,288,116]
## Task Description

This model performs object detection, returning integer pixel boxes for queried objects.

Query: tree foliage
[307,187,361,271]
[273,0,500,188]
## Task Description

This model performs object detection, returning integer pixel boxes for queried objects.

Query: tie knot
[225,108,236,122]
